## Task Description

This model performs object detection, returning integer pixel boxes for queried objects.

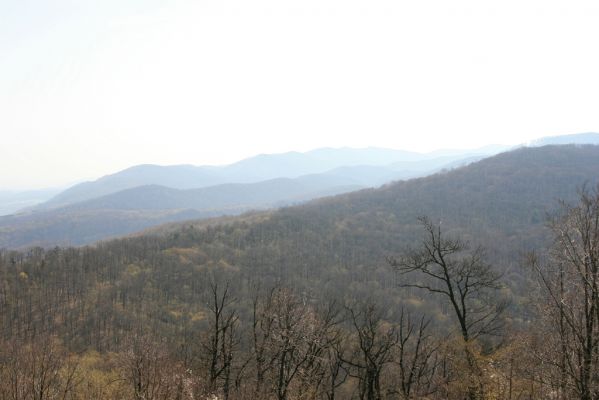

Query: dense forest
[1,145,599,399]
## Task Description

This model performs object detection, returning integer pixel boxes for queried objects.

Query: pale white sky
[1,0,599,189]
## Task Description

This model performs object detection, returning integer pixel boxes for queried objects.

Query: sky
[1,0,599,189]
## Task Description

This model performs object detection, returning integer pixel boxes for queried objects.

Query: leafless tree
[322,334,349,400]
[251,286,279,398]
[118,333,177,400]
[531,185,599,400]
[0,335,80,400]
[342,302,398,400]
[202,280,239,400]
[393,311,440,399]
[269,288,338,400]
[248,286,341,400]
[388,216,506,399]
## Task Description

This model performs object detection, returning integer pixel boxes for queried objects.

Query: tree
[247,286,341,400]
[322,335,349,400]
[388,216,506,399]
[343,302,398,400]
[251,286,279,399]
[393,311,440,399]
[202,280,239,400]
[0,335,80,400]
[531,185,599,400]
[269,288,338,400]
[119,333,178,400]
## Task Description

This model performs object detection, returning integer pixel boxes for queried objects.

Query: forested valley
[1,145,599,399]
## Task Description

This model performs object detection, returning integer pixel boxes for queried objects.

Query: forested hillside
[1,145,599,399]
[0,151,490,249]
[0,176,363,249]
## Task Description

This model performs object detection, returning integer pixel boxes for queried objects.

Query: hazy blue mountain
[221,147,450,182]
[0,174,364,248]
[387,154,485,172]
[0,188,63,216]
[316,155,484,187]
[20,136,599,212]
[40,164,226,209]
[2,144,597,250]
[217,151,327,181]
[529,132,599,146]
[305,147,429,165]
[67,175,364,212]
[37,147,505,210]
[318,165,409,187]
[3,153,497,249]
[425,144,512,158]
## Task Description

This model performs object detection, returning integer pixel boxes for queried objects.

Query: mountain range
[1,132,598,249]
[3,144,599,357]
[36,146,505,210]
[0,147,504,248]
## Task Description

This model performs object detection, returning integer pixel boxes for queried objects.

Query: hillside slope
[66,176,366,212]
[141,145,599,296]
[0,175,363,248]
[1,145,598,358]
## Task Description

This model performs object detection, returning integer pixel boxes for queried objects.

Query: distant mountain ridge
[0,150,498,248]
[37,146,508,210]
[528,132,599,146]
[2,133,599,249]
[0,188,63,216]
[0,174,366,248]
[66,175,365,212]
[6,133,599,216]
[2,143,598,249]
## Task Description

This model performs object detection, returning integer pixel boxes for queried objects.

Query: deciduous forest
[1,146,599,399]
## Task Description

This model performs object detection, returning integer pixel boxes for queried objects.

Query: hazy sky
[2,0,599,189]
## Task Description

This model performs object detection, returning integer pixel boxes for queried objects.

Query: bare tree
[251,286,279,399]
[269,288,337,400]
[119,333,176,400]
[248,286,341,400]
[531,185,599,400]
[342,302,398,400]
[388,216,506,399]
[393,311,440,399]
[202,280,239,400]
[0,335,80,400]
[322,334,349,400]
